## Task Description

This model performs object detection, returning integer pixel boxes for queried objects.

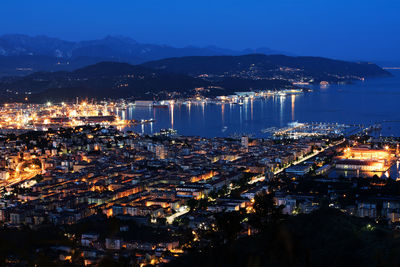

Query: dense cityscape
[1,0,400,266]
[0,103,399,265]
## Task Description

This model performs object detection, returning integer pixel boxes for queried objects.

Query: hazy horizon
[1,0,399,62]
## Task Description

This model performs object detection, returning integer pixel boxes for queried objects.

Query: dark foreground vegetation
[0,194,399,266]
[168,208,400,267]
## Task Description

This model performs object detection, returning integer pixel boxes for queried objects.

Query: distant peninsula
[0,54,391,103]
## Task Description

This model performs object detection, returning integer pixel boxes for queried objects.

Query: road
[0,169,42,191]
[166,206,190,224]
[274,139,345,175]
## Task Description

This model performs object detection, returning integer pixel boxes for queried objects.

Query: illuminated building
[285,165,312,175]
[134,100,154,107]
[336,147,391,172]
[241,136,249,148]
[0,170,10,180]
[155,144,166,160]
[336,159,386,172]
[343,148,389,160]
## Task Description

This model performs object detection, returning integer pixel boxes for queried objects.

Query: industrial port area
[0,101,155,133]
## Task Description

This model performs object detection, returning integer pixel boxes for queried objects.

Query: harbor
[0,101,154,133]
[114,72,400,138]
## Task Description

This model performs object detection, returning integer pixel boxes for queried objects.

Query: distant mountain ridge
[142,54,390,83]
[0,34,288,58]
[0,34,290,76]
[0,54,390,103]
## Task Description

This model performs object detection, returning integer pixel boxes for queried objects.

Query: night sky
[1,0,399,61]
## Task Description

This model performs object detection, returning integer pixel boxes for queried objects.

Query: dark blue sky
[1,0,399,61]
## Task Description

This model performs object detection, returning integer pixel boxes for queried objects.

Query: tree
[97,255,118,267]
[215,211,243,244]
[34,174,44,183]
[198,198,209,210]
[71,248,85,266]
[208,190,218,200]
[250,192,283,230]
[157,217,167,225]
[187,198,198,212]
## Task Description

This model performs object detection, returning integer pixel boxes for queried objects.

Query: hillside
[0,54,391,103]
[0,59,301,103]
[0,62,210,102]
[0,61,294,103]
[142,54,391,83]
[0,55,110,77]
[168,209,400,267]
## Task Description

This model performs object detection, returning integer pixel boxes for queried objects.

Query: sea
[118,70,400,139]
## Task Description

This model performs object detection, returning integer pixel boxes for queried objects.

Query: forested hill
[0,54,391,103]
[142,54,391,83]
[0,61,291,102]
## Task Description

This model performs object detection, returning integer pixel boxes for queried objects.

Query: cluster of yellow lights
[342,147,390,161]
[0,102,129,130]
[339,146,393,172]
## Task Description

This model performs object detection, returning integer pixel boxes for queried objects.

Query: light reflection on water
[116,71,400,138]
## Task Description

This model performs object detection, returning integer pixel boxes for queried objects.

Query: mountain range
[0,34,289,76]
[0,54,390,103]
